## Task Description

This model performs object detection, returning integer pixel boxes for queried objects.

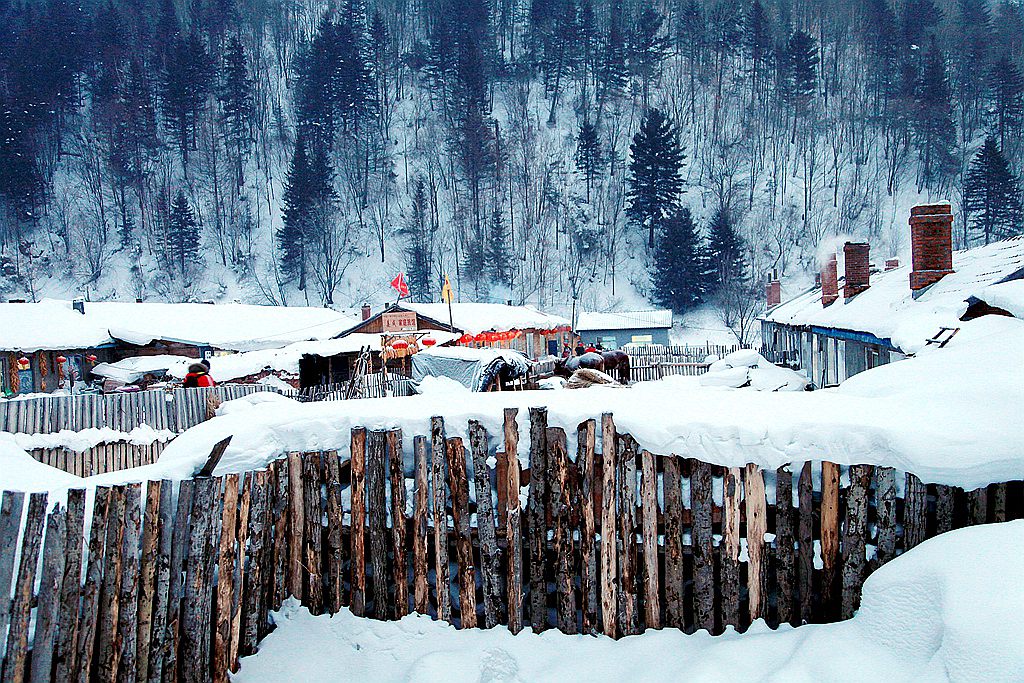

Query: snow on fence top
[401,302,570,335]
[576,309,673,331]
[0,299,359,352]
[764,236,1024,354]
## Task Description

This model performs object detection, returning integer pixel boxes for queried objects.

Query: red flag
[390,272,410,298]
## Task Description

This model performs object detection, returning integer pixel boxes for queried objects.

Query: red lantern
[85,354,98,363]
[421,336,437,347]
[502,331,512,341]
[458,334,473,344]
[56,355,67,364]
[474,333,487,343]
[392,339,410,351]
[16,356,30,371]
[560,324,572,332]
[486,332,499,342]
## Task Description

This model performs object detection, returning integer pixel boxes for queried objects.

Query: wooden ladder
[345,346,372,400]
[925,327,960,348]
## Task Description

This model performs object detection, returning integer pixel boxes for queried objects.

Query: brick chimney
[821,253,839,307]
[843,242,870,299]
[909,203,954,292]
[361,303,372,321]
[885,258,899,271]
[766,278,781,308]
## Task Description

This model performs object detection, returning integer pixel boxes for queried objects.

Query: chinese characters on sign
[382,311,418,332]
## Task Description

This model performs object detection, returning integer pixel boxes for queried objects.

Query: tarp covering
[411,347,533,392]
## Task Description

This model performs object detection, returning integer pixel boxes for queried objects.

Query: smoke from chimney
[821,253,839,307]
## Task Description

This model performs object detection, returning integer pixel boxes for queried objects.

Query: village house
[761,203,1024,388]
[575,309,673,348]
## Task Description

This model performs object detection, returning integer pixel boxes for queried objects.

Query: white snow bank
[402,302,570,335]
[975,278,1024,319]
[699,349,809,391]
[234,521,1024,683]
[416,376,472,396]
[91,354,193,383]
[10,425,175,452]
[0,437,83,490]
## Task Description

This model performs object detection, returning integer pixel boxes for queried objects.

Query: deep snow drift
[233,521,1024,683]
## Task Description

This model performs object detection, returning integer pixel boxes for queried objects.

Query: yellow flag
[441,274,454,303]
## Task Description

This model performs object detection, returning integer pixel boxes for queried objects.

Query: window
[630,334,651,344]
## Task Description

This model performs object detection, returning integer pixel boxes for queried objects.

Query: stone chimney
[909,203,954,292]
[885,258,899,271]
[766,277,781,308]
[843,242,870,299]
[821,253,839,307]
[361,303,372,321]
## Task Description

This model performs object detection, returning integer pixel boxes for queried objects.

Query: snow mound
[417,376,472,396]
[700,349,809,391]
[234,521,1024,683]
[0,436,83,491]
[12,425,175,452]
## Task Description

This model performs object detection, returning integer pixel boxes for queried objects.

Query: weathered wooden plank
[243,471,269,657]
[75,486,110,683]
[504,409,523,635]
[617,435,639,636]
[412,436,430,615]
[287,451,305,602]
[55,488,86,682]
[721,467,742,630]
[323,451,345,614]
[29,503,66,683]
[577,420,599,634]
[934,484,953,535]
[874,467,897,567]
[446,436,477,628]
[773,467,795,628]
[430,417,451,622]
[469,421,500,628]
[599,412,618,638]
[303,452,325,615]
[745,464,768,623]
[145,482,174,683]
[968,487,988,526]
[2,492,47,683]
[97,485,127,682]
[794,462,811,626]
[229,476,252,667]
[820,461,841,621]
[527,407,549,632]
[271,461,289,612]
[387,430,409,619]
[993,483,1008,523]
[547,428,576,634]
[116,483,143,683]
[351,428,368,617]
[841,464,871,620]
[0,490,26,653]
[137,480,163,683]
[259,466,277,642]
[181,477,217,683]
[161,478,194,683]
[214,474,240,683]
[661,455,683,631]
[640,449,660,630]
[362,436,386,621]
[690,459,714,633]
[903,473,927,552]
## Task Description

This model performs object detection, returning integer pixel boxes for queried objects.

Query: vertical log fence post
[503,409,523,634]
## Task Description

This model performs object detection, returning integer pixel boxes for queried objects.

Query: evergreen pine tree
[278,136,311,289]
[219,36,254,186]
[651,207,705,312]
[914,38,958,186]
[575,120,603,201]
[596,0,628,110]
[627,107,685,248]
[955,0,993,140]
[743,0,772,102]
[964,137,1024,244]
[706,205,746,291]
[167,190,200,274]
[629,3,670,106]
[485,208,512,286]
[404,177,433,301]
[161,32,214,165]
[782,29,819,131]
[989,55,1024,150]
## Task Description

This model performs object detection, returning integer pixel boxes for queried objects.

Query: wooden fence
[0,386,275,436]
[627,344,740,383]
[28,441,168,478]
[1,410,1021,682]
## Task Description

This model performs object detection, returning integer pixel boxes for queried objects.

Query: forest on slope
[0,0,1022,322]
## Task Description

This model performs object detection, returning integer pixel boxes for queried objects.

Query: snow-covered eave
[0,340,118,353]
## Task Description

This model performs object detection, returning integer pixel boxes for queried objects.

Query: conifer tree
[596,1,628,111]
[161,32,214,165]
[278,136,311,289]
[167,190,200,274]
[782,29,819,138]
[575,120,603,201]
[706,205,746,291]
[627,108,685,248]
[485,208,512,287]
[964,137,1023,244]
[629,3,670,106]
[989,55,1024,150]
[651,207,705,312]
[219,36,254,186]
[404,177,433,301]
[914,38,958,186]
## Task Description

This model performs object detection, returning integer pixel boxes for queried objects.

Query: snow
[417,346,530,365]
[9,425,175,452]
[0,299,359,353]
[91,355,193,383]
[576,309,673,332]
[401,302,570,335]
[975,278,1024,319]
[764,236,1024,354]
[700,350,809,391]
[670,306,743,346]
[234,521,1024,683]
[0,437,83,490]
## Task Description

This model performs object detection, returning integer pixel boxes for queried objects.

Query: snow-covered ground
[234,521,1024,683]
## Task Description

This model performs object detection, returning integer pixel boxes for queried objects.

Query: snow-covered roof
[400,302,570,335]
[91,354,193,383]
[576,309,673,331]
[974,278,1024,318]
[0,299,360,353]
[764,237,1024,354]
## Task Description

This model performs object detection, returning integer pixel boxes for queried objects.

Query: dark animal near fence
[555,351,630,384]
[1,410,1020,683]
